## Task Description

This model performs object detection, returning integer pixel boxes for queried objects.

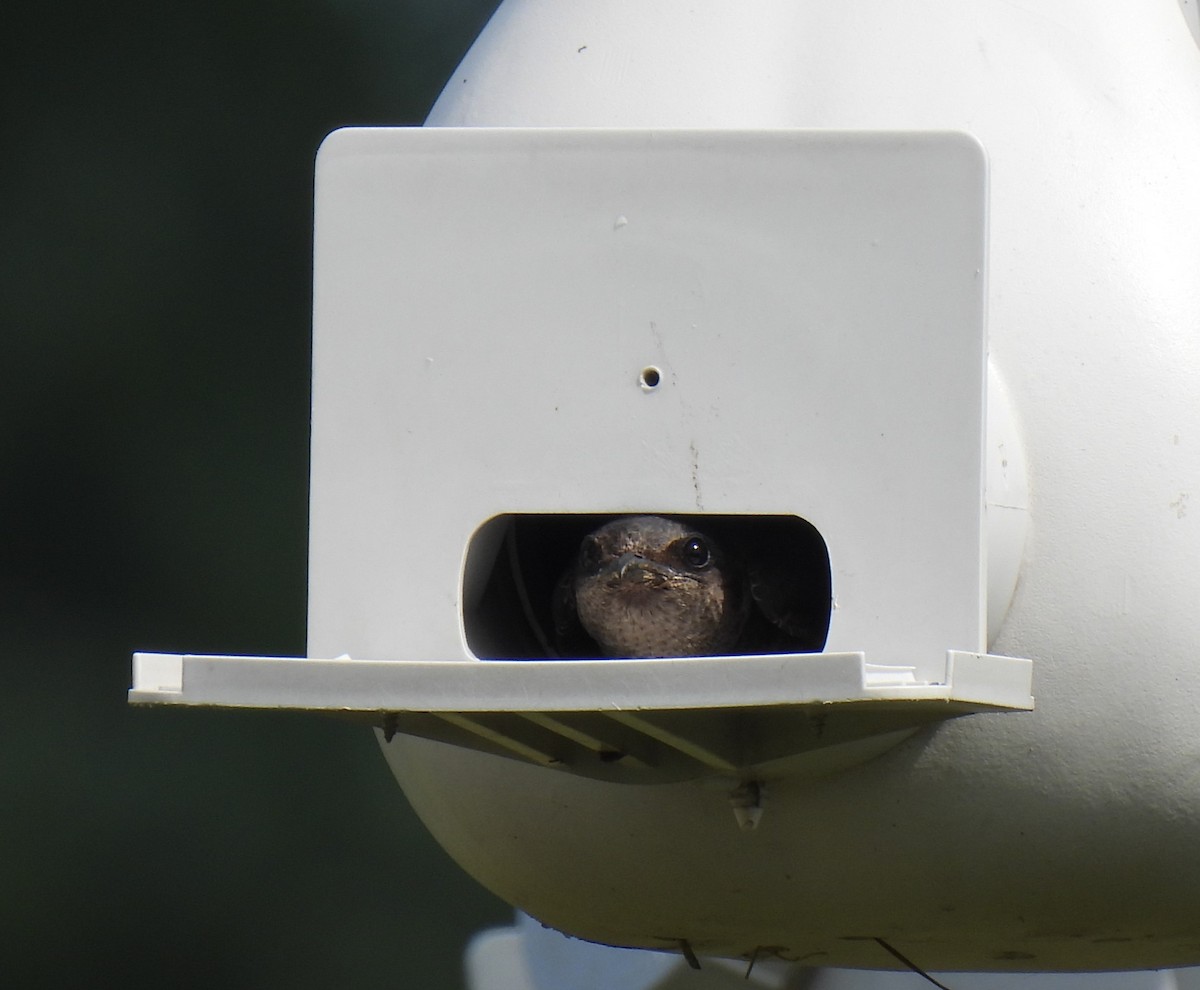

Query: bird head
[570,515,747,658]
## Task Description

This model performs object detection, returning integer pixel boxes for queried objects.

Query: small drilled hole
[639,366,662,390]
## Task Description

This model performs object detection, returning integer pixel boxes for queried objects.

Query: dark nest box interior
[463,514,832,660]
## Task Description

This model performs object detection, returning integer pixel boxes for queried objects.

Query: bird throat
[576,569,738,658]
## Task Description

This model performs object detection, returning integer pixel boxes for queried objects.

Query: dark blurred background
[1,2,511,986]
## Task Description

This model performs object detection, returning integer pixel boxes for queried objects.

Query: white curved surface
[367,0,1200,972]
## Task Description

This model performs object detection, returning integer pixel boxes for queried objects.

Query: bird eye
[676,536,710,569]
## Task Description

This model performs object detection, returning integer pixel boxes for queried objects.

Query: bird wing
[718,520,831,654]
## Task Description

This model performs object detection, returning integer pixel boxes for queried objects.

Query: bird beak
[610,552,656,582]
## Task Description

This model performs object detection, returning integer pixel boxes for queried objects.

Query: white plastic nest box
[131,128,1032,791]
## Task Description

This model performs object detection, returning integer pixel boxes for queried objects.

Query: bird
[553,515,829,659]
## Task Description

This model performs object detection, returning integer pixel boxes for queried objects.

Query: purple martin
[554,515,828,659]
[560,515,747,658]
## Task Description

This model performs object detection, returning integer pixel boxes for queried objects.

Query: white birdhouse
[133,0,1200,976]
[131,123,1033,962]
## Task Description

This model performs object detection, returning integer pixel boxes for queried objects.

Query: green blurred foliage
[0,2,510,986]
